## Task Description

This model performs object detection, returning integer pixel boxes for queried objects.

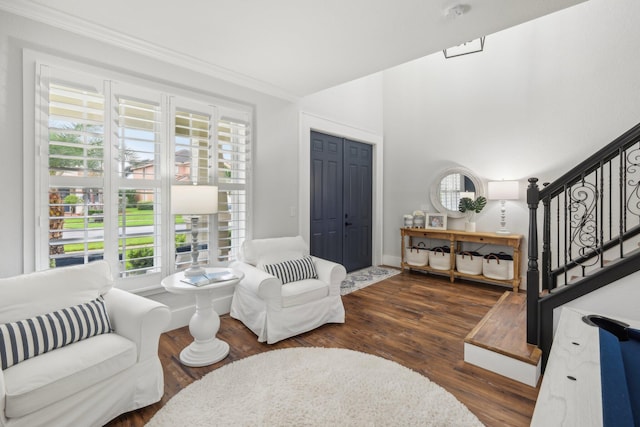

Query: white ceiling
[1,0,587,99]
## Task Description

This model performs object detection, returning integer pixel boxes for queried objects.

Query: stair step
[464,291,542,386]
[465,291,541,365]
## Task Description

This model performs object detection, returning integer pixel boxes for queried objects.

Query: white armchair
[230,236,346,344]
[0,261,170,427]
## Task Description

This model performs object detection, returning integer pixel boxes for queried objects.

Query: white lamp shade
[171,185,218,215]
[488,181,519,200]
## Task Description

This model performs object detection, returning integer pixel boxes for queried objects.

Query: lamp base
[496,201,511,235]
[184,266,206,277]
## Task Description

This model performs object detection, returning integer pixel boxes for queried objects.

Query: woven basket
[428,246,451,270]
[482,252,514,280]
[456,251,483,275]
[406,242,428,266]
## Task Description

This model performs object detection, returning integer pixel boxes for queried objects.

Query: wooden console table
[400,227,523,292]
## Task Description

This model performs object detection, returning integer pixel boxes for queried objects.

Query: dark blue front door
[310,131,372,272]
[343,139,372,272]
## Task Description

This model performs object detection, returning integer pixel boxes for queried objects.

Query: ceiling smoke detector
[444,4,471,18]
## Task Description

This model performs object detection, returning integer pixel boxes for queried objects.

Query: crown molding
[0,0,299,101]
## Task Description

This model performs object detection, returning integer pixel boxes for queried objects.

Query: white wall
[382,0,640,284]
[564,269,640,323]
[0,10,300,278]
[299,73,384,136]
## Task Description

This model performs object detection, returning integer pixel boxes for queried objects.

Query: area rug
[146,347,483,426]
[340,265,401,295]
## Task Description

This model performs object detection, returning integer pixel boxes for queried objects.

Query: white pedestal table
[161,268,243,367]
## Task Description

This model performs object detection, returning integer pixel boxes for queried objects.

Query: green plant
[175,234,186,245]
[63,194,82,205]
[127,247,154,271]
[137,201,154,210]
[63,194,83,214]
[458,196,487,222]
[121,190,137,207]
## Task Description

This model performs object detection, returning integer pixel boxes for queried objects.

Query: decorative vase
[465,221,476,232]
[412,211,426,228]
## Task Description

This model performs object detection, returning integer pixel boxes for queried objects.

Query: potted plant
[458,196,487,232]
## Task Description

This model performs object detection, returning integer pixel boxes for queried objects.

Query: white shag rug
[340,266,401,295]
[147,347,483,427]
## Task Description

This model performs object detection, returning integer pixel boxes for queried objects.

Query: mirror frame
[429,166,485,218]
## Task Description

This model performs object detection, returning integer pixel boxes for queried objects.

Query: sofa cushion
[240,236,309,266]
[262,256,318,284]
[0,261,113,324]
[281,279,329,308]
[0,297,112,370]
[3,333,136,418]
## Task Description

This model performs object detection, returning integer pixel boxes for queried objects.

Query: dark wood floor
[106,271,539,426]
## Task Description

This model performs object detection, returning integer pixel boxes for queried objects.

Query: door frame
[299,111,383,267]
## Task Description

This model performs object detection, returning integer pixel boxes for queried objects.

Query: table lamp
[171,184,218,277]
[488,181,519,234]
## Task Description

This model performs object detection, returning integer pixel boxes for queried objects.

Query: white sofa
[0,261,171,427]
[230,236,346,344]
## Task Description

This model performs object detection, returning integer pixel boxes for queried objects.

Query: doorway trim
[299,111,383,267]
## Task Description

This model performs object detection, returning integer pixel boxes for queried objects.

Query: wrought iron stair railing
[527,122,640,369]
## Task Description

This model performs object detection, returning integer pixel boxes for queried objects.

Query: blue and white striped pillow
[263,256,318,284]
[0,296,112,370]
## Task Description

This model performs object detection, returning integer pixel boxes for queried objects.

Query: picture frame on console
[426,213,447,230]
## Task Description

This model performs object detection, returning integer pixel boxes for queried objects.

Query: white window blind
[173,103,215,270]
[114,94,163,277]
[45,79,107,268]
[217,112,251,262]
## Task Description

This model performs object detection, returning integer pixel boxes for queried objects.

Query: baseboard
[382,255,402,268]
[166,294,233,331]
[464,342,541,387]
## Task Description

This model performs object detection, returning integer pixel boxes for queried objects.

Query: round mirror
[429,167,484,218]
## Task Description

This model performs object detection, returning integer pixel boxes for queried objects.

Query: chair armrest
[0,368,5,426]
[102,288,171,362]
[312,257,347,296]
[230,261,282,302]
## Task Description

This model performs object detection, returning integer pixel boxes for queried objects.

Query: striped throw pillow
[263,256,318,284]
[0,296,112,370]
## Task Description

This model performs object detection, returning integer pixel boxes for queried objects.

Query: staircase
[527,122,640,370]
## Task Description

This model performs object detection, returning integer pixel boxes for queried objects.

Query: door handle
[345,222,353,226]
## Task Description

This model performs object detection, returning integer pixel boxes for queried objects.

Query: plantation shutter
[217,109,251,262]
[42,70,107,268]
[113,89,164,277]
[172,100,215,270]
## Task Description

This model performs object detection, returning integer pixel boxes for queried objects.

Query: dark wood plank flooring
[106,271,539,427]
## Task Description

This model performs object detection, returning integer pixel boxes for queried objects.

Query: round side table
[161,268,243,367]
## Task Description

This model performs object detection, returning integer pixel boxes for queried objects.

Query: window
[439,173,464,211]
[44,76,107,270]
[35,60,252,289]
[217,112,251,262]
[172,102,215,269]
[113,90,164,277]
